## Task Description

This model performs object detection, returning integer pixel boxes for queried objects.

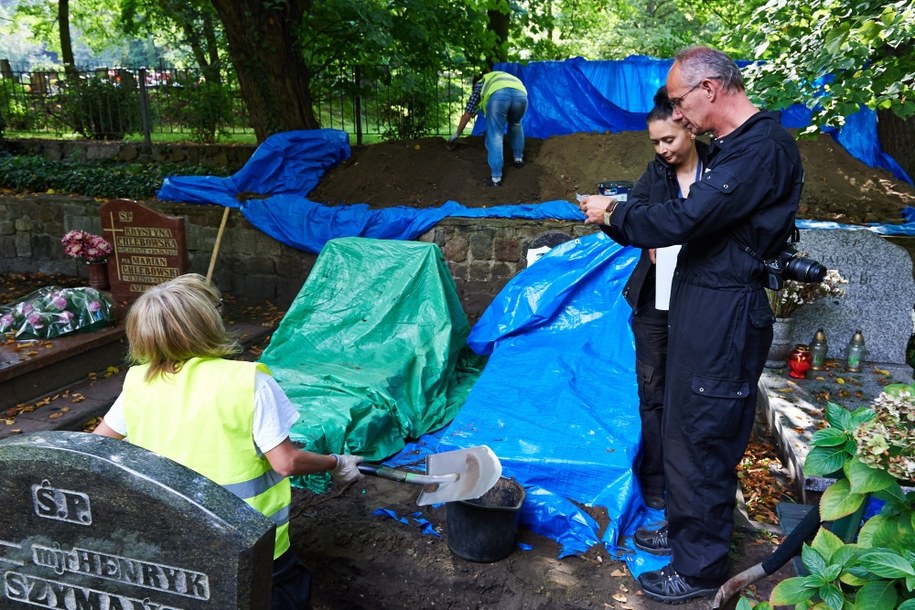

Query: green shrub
[0,79,34,133]
[0,155,231,200]
[57,73,141,140]
[155,76,234,143]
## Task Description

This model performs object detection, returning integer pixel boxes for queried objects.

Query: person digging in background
[603,85,708,512]
[93,273,364,610]
[449,68,528,187]
[580,46,801,603]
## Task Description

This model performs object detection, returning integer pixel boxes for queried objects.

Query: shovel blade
[416,445,502,506]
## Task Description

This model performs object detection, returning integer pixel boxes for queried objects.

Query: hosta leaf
[771,576,815,605]
[826,402,852,431]
[821,479,866,521]
[806,447,849,476]
[818,582,844,610]
[845,459,896,494]
[855,580,898,610]
[859,550,915,578]
[811,427,850,447]
[812,527,845,563]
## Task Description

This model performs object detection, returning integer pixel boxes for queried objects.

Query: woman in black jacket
[610,87,708,513]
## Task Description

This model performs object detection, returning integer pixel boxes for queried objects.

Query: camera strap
[730,224,798,265]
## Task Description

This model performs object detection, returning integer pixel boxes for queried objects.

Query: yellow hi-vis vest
[122,357,291,559]
[479,71,527,116]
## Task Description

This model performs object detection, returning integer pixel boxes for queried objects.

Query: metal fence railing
[0,64,472,144]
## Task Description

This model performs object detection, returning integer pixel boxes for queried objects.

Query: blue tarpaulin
[438,232,646,557]
[489,57,911,185]
[157,129,585,254]
[253,232,657,562]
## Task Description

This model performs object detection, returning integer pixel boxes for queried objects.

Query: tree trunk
[209,0,319,142]
[486,8,510,65]
[877,109,915,182]
[58,0,76,76]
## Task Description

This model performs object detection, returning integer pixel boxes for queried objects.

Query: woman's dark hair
[646,86,674,123]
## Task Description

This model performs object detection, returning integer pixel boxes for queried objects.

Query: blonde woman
[94,273,363,610]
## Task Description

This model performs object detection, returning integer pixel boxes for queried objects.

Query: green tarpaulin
[259,237,483,467]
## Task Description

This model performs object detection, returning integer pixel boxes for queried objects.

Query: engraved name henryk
[30,545,210,600]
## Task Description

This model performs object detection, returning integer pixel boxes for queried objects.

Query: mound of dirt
[309,131,915,225]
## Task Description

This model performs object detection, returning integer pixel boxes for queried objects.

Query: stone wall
[4,139,258,171]
[0,195,594,320]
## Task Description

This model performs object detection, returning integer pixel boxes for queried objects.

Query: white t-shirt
[103,371,299,455]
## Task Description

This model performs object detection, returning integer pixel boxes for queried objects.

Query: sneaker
[638,566,718,604]
[634,525,671,555]
[513,159,524,169]
[491,178,503,187]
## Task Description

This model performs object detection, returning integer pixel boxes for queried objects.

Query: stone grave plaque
[792,229,915,364]
[100,199,187,304]
[0,431,274,609]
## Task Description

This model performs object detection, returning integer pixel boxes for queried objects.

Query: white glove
[330,454,364,483]
[447,134,458,143]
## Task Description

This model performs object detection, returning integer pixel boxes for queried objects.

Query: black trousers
[663,281,772,584]
[272,549,313,610]
[631,302,669,497]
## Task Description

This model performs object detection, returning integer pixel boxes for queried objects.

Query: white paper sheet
[655,245,681,310]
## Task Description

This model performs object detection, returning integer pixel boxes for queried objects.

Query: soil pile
[309,131,915,225]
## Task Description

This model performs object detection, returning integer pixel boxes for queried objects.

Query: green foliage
[57,73,141,140]
[0,78,48,133]
[729,0,915,133]
[0,155,230,200]
[758,394,915,610]
[303,0,492,73]
[155,75,235,143]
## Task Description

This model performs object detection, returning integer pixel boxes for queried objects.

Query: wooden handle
[207,206,231,283]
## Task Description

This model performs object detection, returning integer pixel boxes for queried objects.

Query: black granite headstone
[0,431,274,609]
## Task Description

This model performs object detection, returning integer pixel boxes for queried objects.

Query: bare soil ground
[295,440,793,610]
[309,131,915,225]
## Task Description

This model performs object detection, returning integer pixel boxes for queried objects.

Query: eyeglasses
[669,83,702,109]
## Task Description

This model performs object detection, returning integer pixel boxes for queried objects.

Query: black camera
[763,244,827,290]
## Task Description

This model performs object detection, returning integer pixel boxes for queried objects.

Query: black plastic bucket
[445,477,526,562]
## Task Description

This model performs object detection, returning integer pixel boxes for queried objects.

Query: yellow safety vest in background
[479,71,527,116]
[122,357,291,559]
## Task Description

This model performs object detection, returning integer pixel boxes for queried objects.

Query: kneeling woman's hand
[330,454,365,483]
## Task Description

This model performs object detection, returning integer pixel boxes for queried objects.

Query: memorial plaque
[793,229,915,364]
[0,431,274,609]
[100,199,187,304]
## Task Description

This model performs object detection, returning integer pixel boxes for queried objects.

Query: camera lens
[785,256,826,283]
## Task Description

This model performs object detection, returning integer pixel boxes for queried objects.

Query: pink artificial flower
[27,313,44,329]
[88,300,101,313]
[58,311,75,323]
[61,230,112,263]
[0,313,14,331]
[51,296,68,310]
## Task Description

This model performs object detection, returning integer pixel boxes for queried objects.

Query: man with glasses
[579,46,802,603]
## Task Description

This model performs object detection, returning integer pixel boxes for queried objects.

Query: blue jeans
[484,89,528,180]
